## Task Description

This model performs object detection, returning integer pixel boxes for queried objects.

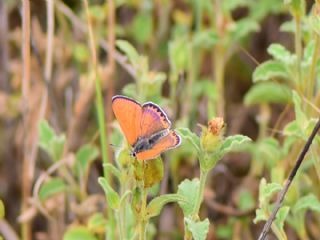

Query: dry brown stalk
[21,0,32,238]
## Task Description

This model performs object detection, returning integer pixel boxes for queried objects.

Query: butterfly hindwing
[112,95,143,145]
[140,102,171,137]
[136,130,181,161]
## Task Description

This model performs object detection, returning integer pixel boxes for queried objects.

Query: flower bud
[200,117,225,154]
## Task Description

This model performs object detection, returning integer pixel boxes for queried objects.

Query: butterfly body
[112,95,181,161]
[131,129,169,157]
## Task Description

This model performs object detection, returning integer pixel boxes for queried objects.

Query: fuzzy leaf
[230,18,260,41]
[88,213,107,233]
[39,120,65,161]
[274,206,290,229]
[146,194,186,218]
[39,178,67,201]
[193,30,218,49]
[220,135,251,155]
[254,208,268,223]
[258,178,282,204]
[176,128,200,153]
[267,43,295,64]
[103,163,121,180]
[292,91,308,127]
[253,60,289,82]
[185,217,210,240]
[169,38,190,74]
[63,226,98,240]
[116,40,139,66]
[177,179,200,216]
[131,12,153,44]
[256,137,282,168]
[244,82,291,105]
[293,194,320,213]
[98,177,120,210]
[39,120,55,150]
[75,144,99,177]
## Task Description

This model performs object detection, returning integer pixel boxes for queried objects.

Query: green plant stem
[271,224,287,240]
[306,35,320,114]
[184,169,209,240]
[83,2,114,240]
[294,14,303,93]
[214,44,226,118]
[193,169,209,217]
[139,188,148,240]
[116,210,124,240]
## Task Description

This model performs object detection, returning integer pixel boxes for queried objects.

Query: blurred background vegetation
[1,0,320,239]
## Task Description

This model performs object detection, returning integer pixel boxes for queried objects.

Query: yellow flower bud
[201,117,225,153]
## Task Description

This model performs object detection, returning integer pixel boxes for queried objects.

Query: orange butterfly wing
[140,102,171,137]
[112,95,143,145]
[136,130,181,161]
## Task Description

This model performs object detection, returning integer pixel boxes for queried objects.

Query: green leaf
[249,0,284,21]
[220,135,251,155]
[103,163,121,180]
[39,120,65,161]
[230,18,260,41]
[121,83,137,99]
[116,40,139,66]
[177,178,200,216]
[254,208,268,223]
[176,128,200,154]
[253,60,289,82]
[309,14,320,36]
[293,194,320,213]
[73,43,90,63]
[256,137,282,168]
[51,135,65,161]
[258,178,282,204]
[238,190,255,211]
[303,40,314,65]
[222,0,248,12]
[267,43,295,64]
[283,120,300,136]
[192,30,218,49]
[131,12,153,44]
[284,0,305,16]
[75,144,99,177]
[98,177,120,210]
[244,82,291,105]
[274,206,290,229]
[292,91,308,127]
[146,194,186,218]
[89,5,105,21]
[39,120,55,151]
[185,217,209,240]
[88,213,107,233]
[39,178,67,201]
[63,226,98,240]
[0,199,4,219]
[169,38,190,74]
[120,190,132,207]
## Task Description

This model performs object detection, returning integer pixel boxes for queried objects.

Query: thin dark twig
[258,118,320,240]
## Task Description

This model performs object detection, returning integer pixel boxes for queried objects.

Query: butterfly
[112,95,181,161]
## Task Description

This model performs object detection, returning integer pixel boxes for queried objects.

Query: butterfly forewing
[112,96,143,145]
[140,102,171,137]
[136,130,181,160]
